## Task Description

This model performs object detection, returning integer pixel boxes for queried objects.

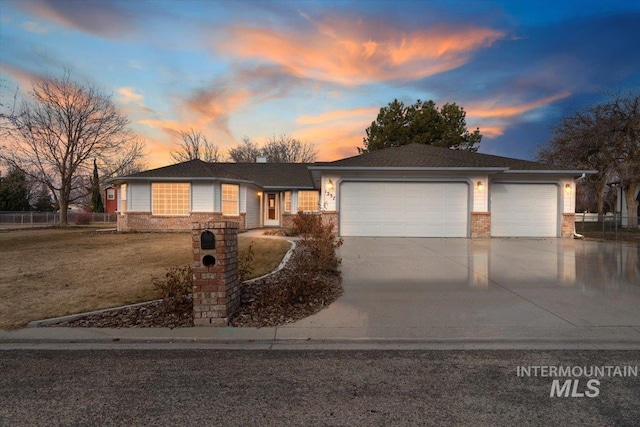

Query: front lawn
[0,228,290,329]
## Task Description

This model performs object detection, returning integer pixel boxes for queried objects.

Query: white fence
[0,211,116,227]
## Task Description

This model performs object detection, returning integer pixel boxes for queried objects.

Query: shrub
[292,212,343,274]
[75,212,92,225]
[152,265,193,311]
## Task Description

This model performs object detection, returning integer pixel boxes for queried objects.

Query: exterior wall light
[565,184,571,192]
[257,191,263,196]
[476,181,484,191]
[326,179,335,190]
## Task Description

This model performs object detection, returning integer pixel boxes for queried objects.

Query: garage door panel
[491,184,558,237]
[340,182,468,237]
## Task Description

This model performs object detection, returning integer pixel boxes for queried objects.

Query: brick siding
[117,212,246,232]
[471,212,491,238]
[561,213,575,237]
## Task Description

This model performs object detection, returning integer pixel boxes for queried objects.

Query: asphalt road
[0,350,638,426]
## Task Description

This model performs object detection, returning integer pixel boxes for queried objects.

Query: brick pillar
[561,213,575,238]
[471,212,491,238]
[192,221,240,326]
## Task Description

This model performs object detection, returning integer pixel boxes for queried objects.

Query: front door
[264,193,280,227]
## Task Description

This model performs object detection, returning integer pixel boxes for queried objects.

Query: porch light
[326,179,335,190]
[476,181,484,191]
[565,184,571,192]
[257,191,263,196]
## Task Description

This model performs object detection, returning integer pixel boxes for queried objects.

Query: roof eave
[307,166,511,172]
[106,176,259,186]
[502,170,598,175]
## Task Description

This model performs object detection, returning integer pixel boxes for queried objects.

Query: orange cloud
[475,125,505,138]
[296,107,378,125]
[466,92,571,119]
[0,63,44,90]
[216,18,503,84]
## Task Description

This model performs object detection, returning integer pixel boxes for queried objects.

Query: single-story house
[108,143,594,238]
[104,185,118,214]
[613,184,640,228]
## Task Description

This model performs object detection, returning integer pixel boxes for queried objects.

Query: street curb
[2,337,640,351]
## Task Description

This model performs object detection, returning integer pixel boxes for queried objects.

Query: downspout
[573,173,586,239]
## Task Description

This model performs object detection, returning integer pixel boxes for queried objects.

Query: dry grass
[239,238,292,279]
[0,228,291,329]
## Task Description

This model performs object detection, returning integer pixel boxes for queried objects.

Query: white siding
[191,182,214,212]
[471,175,488,212]
[239,185,247,213]
[340,182,469,237]
[245,185,261,229]
[213,182,221,212]
[129,182,151,212]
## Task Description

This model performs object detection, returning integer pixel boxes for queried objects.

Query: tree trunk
[625,184,639,229]
[596,181,606,222]
[59,198,69,226]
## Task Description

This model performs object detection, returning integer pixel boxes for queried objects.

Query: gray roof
[315,143,571,171]
[116,144,590,188]
[121,160,314,188]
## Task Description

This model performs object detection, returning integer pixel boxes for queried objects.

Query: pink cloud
[466,92,571,119]
[17,0,136,38]
[216,16,503,84]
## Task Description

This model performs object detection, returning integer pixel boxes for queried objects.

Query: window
[152,183,190,215]
[107,188,115,200]
[120,184,127,213]
[284,191,291,212]
[297,191,319,212]
[222,184,239,216]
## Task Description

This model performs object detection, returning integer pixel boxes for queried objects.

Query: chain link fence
[0,211,117,228]
[575,213,640,243]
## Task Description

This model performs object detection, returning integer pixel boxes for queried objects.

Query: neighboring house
[108,143,594,238]
[613,184,640,228]
[104,185,118,214]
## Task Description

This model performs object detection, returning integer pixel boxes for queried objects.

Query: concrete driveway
[280,238,640,342]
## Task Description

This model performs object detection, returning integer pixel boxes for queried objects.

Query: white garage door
[491,183,558,237]
[339,182,468,237]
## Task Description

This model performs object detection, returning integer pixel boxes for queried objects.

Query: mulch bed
[230,245,343,327]
[46,243,342,329]
[53,301,193,328]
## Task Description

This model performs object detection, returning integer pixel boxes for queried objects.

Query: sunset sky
[1,0,639,168]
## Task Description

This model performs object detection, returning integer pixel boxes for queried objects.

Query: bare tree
[609,92,640,228]
[537,91,640,226]
[0,79,20,139]
[261,134,317,163]
[0,72,146,225]
[537,104,615,219]
[170,128,224,163]
[228,137,261,162]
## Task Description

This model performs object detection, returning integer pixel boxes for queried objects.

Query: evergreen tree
[90,159,104,213]
[362,99,482,152]
[0,168,31,211]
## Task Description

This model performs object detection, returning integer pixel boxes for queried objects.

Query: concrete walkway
[2,237,639,350]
